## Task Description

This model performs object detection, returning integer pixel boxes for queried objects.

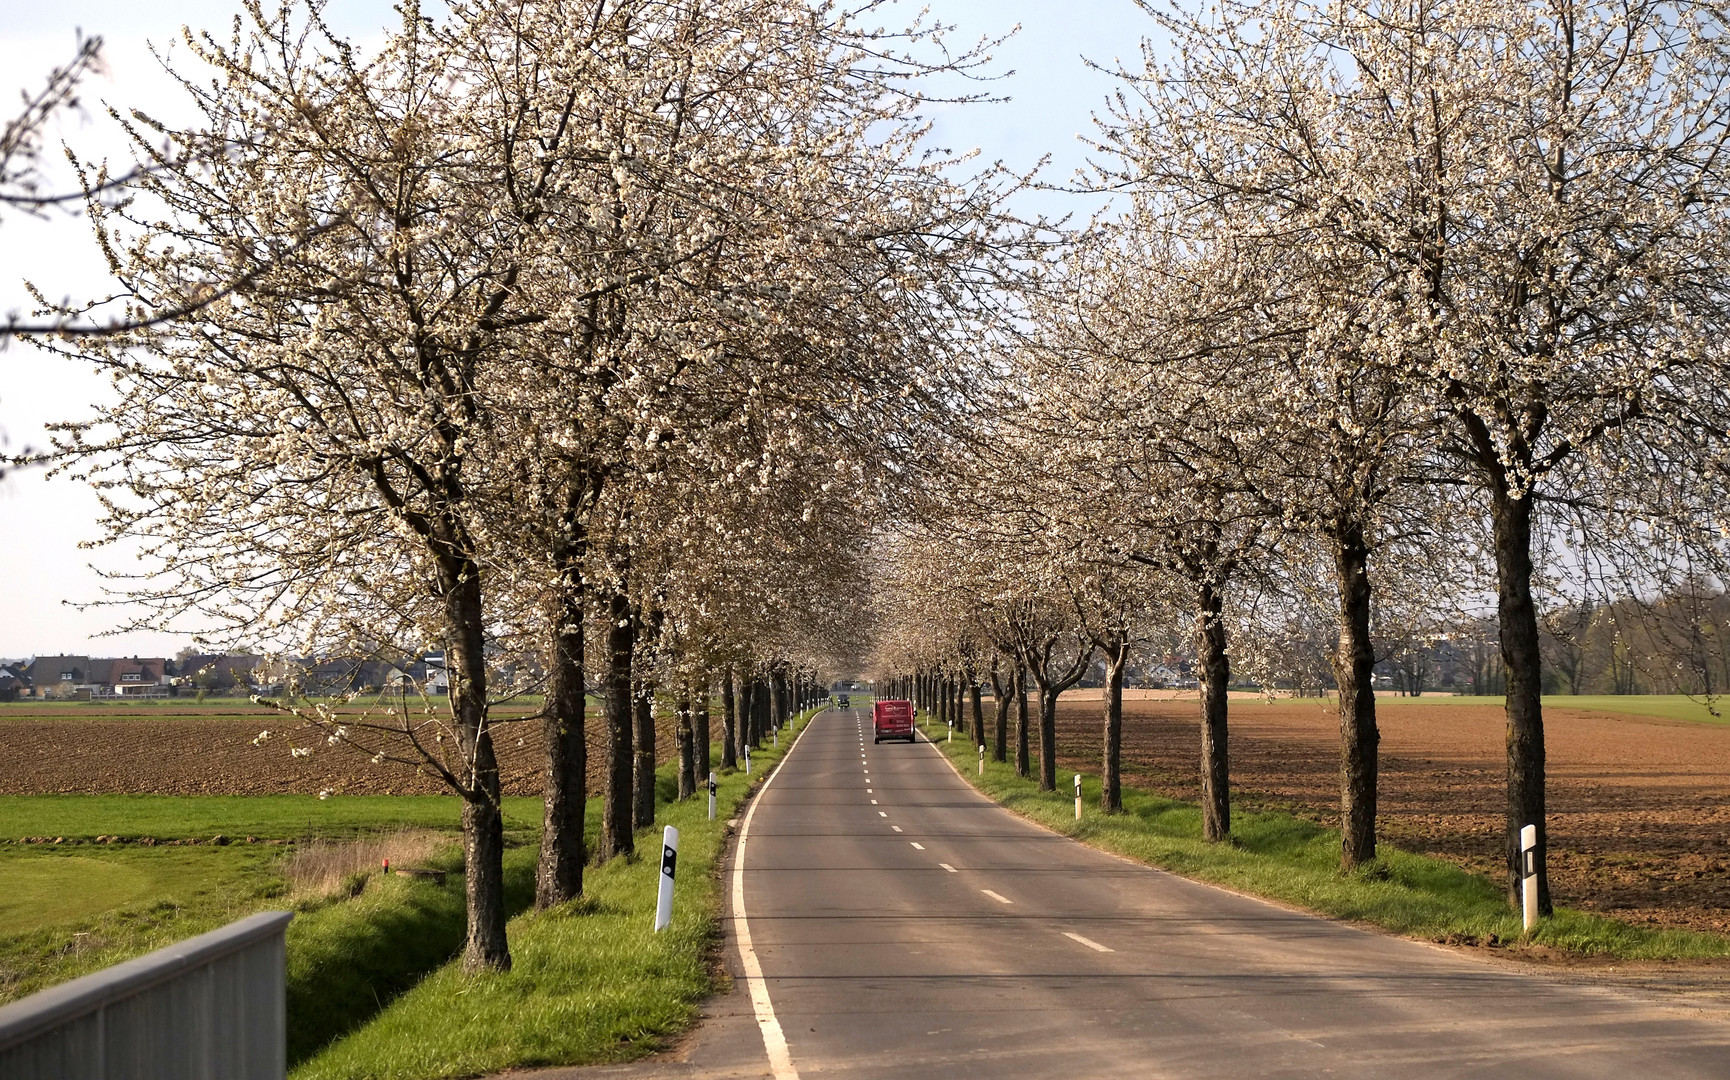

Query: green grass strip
[292,708,822,1080]
[920,714,1730,961]
[0,794,546,841]
[285,845,539,1065]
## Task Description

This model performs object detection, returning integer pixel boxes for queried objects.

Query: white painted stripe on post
[1063,931,1114,952]
[731,709,808,1080]
[982,889,1013,904]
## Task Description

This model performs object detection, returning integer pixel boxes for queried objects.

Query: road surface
[525,704,1730,1079]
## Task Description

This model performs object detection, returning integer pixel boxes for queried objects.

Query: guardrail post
[655,825,680,932]
[1521,824,1539,932]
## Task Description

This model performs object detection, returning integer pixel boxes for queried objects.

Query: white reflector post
[1075,774,1084,821]
[708,771,717,821]
[655,825,680,932]
[1520,823,1539,932]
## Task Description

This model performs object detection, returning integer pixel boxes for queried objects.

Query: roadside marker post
[947,719,952,743]
[1521,824,1539,932]
[654,825,680,932]
[978,744,985,775]
[744,745,752,775]
[1075,774,1083,821]
[708,771,717,821]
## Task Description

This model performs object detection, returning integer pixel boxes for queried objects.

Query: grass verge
[293,707,824,1080]
[920,715,1730,962]
[286,842,538,1065]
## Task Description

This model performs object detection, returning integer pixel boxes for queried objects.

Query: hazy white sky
[0,0,1153,657]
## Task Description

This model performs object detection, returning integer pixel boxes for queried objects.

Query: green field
[0,794,545,841]
[0,707,825,1075]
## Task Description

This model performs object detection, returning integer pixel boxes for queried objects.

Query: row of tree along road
[10,0,1730,974]
[870,0,1730,928]
[5,0,1028,973]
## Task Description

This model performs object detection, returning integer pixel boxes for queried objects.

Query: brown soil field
[1043,697,1730,935]
[0,703,683,798]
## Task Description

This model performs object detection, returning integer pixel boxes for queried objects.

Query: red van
[873,699,915,743]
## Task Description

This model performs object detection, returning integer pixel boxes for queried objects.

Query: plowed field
[0,702,681,798]
[1046,696,1730,935]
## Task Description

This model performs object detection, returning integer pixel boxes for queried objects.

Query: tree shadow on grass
[286,844,538,1066]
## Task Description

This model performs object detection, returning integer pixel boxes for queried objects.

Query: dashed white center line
[871,799,878,804]
[981,889,1013,905]
[891,825,902,832]
[910,842,925,850]
[1063,932,1114,953]
[939,863,957,873]
[878,811,887,817]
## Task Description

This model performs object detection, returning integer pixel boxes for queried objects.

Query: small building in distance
[0,662,31,702]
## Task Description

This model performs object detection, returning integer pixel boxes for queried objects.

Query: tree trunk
[753,678,769,744]
[676,688,696,799]
[740,679,756,750]
[1102,634,1126,814]
[536,589,585,908]
[989,658,1008,763]
[633,680,656,829]
[599,583,635,860]
[969,680,984,747]
[695,678,711,780]
[769,671,785,735]
[1196,581,1232,843]
[1332,526,1380,869]
[1038,686,1059,792]
[443,560,509,971]
[1014,664,1030,778]
[1494,486,1551,913]
[720,668,737,770]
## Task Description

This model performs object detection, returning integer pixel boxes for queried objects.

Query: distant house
[0,663,30,702]
[288,657,408,698]
[24,656,91,698]
[76,657,171,697]
[177,654,263,694]
[108,657,170,696]
[387,654,449,696]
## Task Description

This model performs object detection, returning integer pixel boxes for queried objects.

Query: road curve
[531,704,1730,1079]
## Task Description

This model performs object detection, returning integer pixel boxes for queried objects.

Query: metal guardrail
[0,910,292,1080]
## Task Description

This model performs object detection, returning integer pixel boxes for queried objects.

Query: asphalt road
[529,704,1730,1080]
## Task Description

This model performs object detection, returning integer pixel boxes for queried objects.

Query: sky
[0,0,1153,658]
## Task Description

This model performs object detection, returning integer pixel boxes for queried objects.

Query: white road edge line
[1063,931,1114,953]
[731,714,810,1080]
[982,889,1013,904]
